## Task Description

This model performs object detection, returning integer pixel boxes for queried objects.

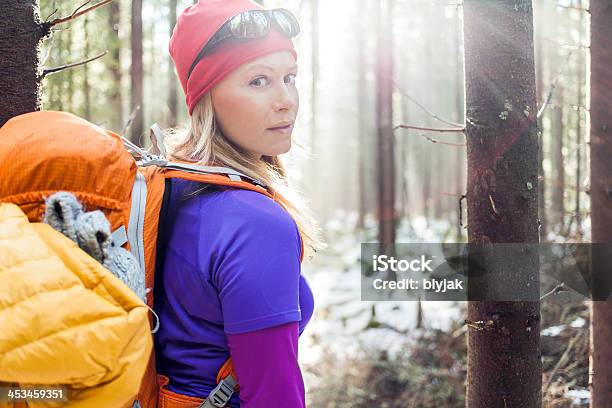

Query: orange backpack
[0,111,304,408]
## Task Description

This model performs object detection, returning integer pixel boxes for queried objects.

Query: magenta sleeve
[226,321,306,408]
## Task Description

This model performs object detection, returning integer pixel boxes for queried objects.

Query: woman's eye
[250,77,269,87]
[285,73,297,85]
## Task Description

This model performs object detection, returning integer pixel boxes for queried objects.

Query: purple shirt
[154,178,314,407]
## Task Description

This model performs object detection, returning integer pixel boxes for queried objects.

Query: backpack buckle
[198,377,236,408]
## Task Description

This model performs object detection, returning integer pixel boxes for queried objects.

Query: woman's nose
[272,82,297,112]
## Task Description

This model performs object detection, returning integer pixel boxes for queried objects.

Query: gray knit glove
[44,192,146,302]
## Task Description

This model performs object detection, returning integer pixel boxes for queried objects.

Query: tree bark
[552,87,565,231]
[167,0,178,127]
[376,0,396,249]
[356,0,367,230]
[463,1,541,407]
[574,0,584,238]
[455,13,465,242]
[130,0,144,143]
[589,1,612,406]
[309,0,319,203]
[0,0,45,127]
[108,0,123,131]
[535,1,547,241]
[83,14,91,120]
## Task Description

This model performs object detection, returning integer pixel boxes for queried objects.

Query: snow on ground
[298,210,465,392]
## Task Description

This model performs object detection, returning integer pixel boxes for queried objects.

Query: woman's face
[210,51,299,159]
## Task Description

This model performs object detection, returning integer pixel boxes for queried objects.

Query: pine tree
[463,1,541,406]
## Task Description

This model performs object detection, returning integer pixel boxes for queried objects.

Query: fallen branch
[42,50,108,78]
[394,124,466,133]
[544,332,582,396]
[46,0,114,27]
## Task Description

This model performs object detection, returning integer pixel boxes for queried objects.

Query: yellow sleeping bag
[0,203,151,407]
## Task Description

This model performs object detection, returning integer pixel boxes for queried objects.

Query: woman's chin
[262,140,292,157]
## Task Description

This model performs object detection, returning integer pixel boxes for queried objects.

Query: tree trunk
[309,0,319,201]
[400,92,410,219]
[552,87,565,232]
[167,0,178,127]
[589,1,612,406]
[83,14,91,120]
[535,1,547,241]
[0,0,44,127]
[463,1,541,407]
[356,0,367,230]
[376,0,396,249]
[130,0,144,143]
[574,0,584,238]
[108,0,123,131]
[423,139,432,225]
[455,13,465,242]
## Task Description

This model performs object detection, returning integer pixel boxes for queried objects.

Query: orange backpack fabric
[0,111,304,407]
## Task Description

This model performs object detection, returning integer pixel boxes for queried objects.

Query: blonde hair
[165,93,326,261]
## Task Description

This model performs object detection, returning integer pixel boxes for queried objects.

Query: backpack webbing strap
[127,172,147,278]
[198,374,237,408]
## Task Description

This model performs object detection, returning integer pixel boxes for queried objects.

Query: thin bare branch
[541,102,589,112]
[557,4,590,13]
[44,8,59,22]
[394,124,466,133]
[42,50,108,78]
[393,80,464,128]
[542,37,590,50]
[537,52,573,119]
[540,282,568,301]
[47,0,114,27]
[418,133,466,146]
[433,1,463,6]
[122,105,142,136]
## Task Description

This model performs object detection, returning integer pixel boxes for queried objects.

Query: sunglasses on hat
[187,8,300,80]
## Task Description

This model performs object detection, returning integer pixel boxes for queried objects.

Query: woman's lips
[267,124,293,134]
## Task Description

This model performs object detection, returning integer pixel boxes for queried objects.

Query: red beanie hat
[169,0,298,115]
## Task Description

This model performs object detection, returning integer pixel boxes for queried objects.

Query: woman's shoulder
[217,187,297,232]
[171,180,296,234]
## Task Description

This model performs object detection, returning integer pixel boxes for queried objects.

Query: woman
[154,1,325,407]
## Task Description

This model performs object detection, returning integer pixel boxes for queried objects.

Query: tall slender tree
[376,0,396,249]
[309,0,319,200]
[356,0,368,229]
[535,1,547,241]
[589,1,612,406]
[130,0,144,143]
[463,1,541,406]
[83,14,92,120]
[0,1,44,127]
[455,11,465,242]
[574,0,584,238]
[167,0,178,127]
[552,87,565,231]
[107,0,123,131]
